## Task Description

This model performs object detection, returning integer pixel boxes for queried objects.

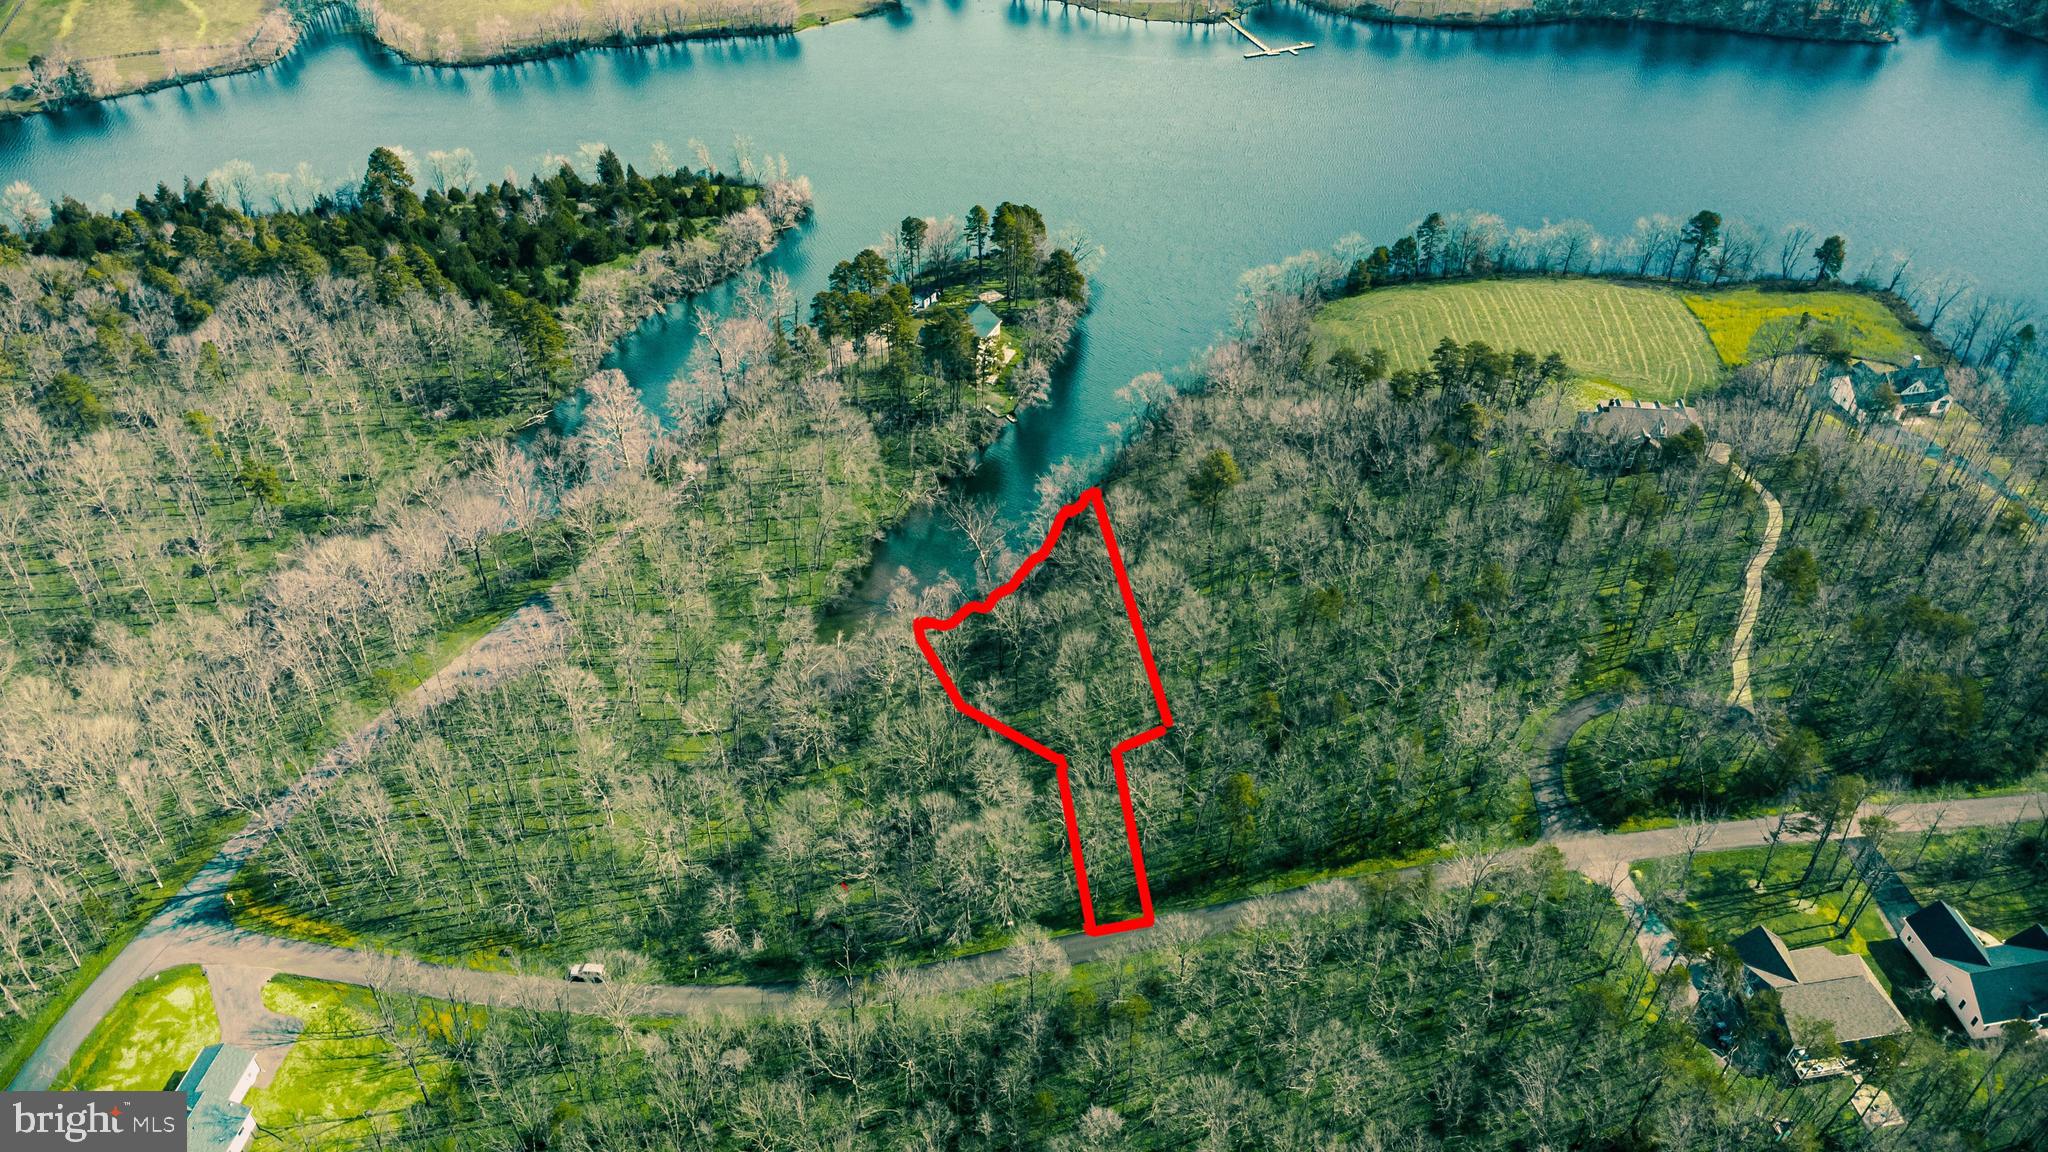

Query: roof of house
[1736,927,1907,1045]
[1907,902,1991,967]
[1842,359,1948,409]
[1780,974,1911,1045]
[1736,927,1800,987]
[1893,366,1948,400]
[177,1043,253,1109]
[178,1044,255,1152]
[1573,398,1701,442]
[188,1097,253,1152]
[968,303,1002,340]
[1908,902,2048,1027]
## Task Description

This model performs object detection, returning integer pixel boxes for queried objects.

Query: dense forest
[231,203,1095,980]
[2,144,806,411]
[0,145,805,1067]
[229,270,2048,1146]
[233,221,1758,985]
[228,204,2048,986]
[6,159,2046,1146]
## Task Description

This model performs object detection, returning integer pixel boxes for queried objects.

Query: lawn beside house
[244,977,459,1150]
[1637,844,1895,973]
[52,965,219,1092]
[1680,286,1925,367]
[1894,823,2048,939]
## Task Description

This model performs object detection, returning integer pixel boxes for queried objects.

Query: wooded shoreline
[24,0,2038,123]
[0,0,900,121]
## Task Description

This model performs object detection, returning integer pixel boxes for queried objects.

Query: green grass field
[1638,845,1895,971]
[0,0,879,107]
[0,0,274,87]
[376,0,884,51]
[1315,279,1725,401]
[1061,0,1229,20]
[1681,286,1926,367]
[1896,827,2048,938]
[245,976,455,1148]
[52,965,218,1092]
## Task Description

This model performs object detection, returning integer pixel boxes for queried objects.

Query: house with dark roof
[1733,927,1909,1048]
[177,1043,259,1152]
[1825,358,1952,425]
[1901,902,2048,1040]
[1566,398,1703,473]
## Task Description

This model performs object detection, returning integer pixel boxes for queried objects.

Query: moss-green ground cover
[244,976,456,1149]
[1637,844,1894,973]
[1680,286,1925,367]
[52,964,219,1092]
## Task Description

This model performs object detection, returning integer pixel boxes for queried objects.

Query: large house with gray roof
[1825,358,1952,424]
[1734,926,1908,1048]
[1900,901,2048,1040]
[1566,398,1704,473]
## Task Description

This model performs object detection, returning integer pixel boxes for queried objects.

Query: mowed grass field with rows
[1314,279,1725,401]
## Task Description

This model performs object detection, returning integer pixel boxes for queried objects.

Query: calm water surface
[5,1,2046,592]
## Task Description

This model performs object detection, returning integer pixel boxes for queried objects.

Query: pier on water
[1223,15,1314,57]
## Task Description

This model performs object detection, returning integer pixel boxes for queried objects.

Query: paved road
[1709,442,1783,712]
[9,600,571,1091]
[21,781,2043,1092]
[1548,793,2048,876]
[1527,693,1630,838]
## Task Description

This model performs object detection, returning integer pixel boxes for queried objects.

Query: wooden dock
[1223,15,1313,58]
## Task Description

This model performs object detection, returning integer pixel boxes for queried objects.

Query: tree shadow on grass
[1865,937,1958,1037]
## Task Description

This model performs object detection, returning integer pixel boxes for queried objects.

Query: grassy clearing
[1680,286,1925,367]
[0,0,273,86]
[52,965,218,1092]
[1895,826,2048,938]
[1638,845,1895,969]
[245,976,452,1149]
[0,0,879,104]
[1315,279,1724,401]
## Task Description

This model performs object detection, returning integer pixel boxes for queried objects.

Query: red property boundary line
[911,487,1172,937]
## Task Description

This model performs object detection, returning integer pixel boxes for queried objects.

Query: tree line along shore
[9,0,2048,120]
